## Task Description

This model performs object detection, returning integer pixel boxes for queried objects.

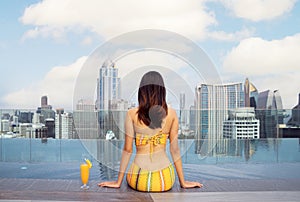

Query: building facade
[256,90,284,138]
[96,61,121,111]
[73,99,99,139]
[223,108,260,139]
[195,83,245,154]
[55,111,74,139]
[196,83,245,140]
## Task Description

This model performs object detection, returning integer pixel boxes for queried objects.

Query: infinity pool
[0,138,300,181]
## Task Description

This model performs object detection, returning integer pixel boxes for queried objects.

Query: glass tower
[97,61,120,110]
[196,83,245,140]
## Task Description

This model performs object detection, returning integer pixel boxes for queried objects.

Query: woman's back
[127,107,178,171]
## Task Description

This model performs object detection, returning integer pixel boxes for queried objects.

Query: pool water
[0,138,300,181]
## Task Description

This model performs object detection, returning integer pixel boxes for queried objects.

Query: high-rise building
[41,95,52,110]
[223,108,260,139]
[96,61,121,110]
[287,93,300,127]
[73,99,99,139]
[41,96,48,107]
[45,118,55,138]
[16,111,33,123]
[244,78,258,108]
[195,83,245,140]
[95,60,122,137]
[279,93,300,138]
[256,90,284,138]
[55,110,74,139]
[189,105,196,133]
[1,120,9,132]
[195,82,245,155]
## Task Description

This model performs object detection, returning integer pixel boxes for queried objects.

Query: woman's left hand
[181,181,203,189]
[98,181,121,188]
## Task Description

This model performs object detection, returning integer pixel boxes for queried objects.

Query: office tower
[189,105,196,133]
[223,108,260,139]
[244,78,250,107]
[41,95,52,110]
[55,110,74,139]
[195,83,244,155]
[73,99,99,139]
[96,61,122,138]
[36,96,55,124]
[32,124,47,139]
[1,120,9,132]
[96,61,121,110]
[244,78,258,108]
[17,111,34,123]
[287,93,300,127]
[1,113,10,120]
[55,109,64,139]
[278,93,300,138]
[41,96,48,107]
[196,83,245,140]
[256,90,284,138]
[45,118,55,138]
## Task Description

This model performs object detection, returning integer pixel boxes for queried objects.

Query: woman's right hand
[180,181,203,189]
[98,181,121,188]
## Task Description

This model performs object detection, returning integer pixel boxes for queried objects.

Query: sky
[0,0,300,110]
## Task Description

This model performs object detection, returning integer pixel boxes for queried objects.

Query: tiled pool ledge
[1,162,300,201]
[1,178,300,201]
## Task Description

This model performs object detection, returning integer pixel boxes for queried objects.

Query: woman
[98,71,203,192]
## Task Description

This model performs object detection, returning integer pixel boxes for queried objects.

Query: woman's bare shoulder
[127,107,138,117]
[167,108,178,118]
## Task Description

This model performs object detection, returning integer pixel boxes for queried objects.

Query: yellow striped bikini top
[135,131,168,161]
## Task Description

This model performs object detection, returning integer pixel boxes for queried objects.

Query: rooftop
[1,162,300,201]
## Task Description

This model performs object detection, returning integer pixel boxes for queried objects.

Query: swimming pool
[0,138,300,181]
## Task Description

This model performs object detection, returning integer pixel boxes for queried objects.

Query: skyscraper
[279,93,300,137]
[41,95,52,110]
[96,61,121,110]
[73,99,99,139]
[96,60,122,138]
[256,90,284,138]
[287,93,300,127]
[196,83,245,140]
[244,78,258,108]
[55,110,74,139]
[195,82,245,156]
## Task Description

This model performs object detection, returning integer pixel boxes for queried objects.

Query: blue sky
[0,0,299,110]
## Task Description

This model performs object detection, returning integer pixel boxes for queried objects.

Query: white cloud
[81,36,93,46]
[223,34,300,75]
[20,0,252,42]
[223,34,300,108]
[3,56,87,109]
[208,27,255,42]
[219,0,296,21]
[20,0,215,40]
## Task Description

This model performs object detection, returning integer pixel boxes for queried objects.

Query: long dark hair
[137,71,168,129]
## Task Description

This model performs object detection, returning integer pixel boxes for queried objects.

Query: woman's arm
[98,111,134,188]
[169,110,203,189]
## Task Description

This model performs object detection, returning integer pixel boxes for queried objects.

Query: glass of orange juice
[80,163,89,189]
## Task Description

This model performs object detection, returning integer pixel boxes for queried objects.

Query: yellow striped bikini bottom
[126,162,175,192]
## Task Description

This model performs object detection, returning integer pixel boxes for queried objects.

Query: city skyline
[1,1,300,110]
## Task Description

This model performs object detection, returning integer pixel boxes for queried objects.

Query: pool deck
[1,178,300,201]
[1,162,300,201]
